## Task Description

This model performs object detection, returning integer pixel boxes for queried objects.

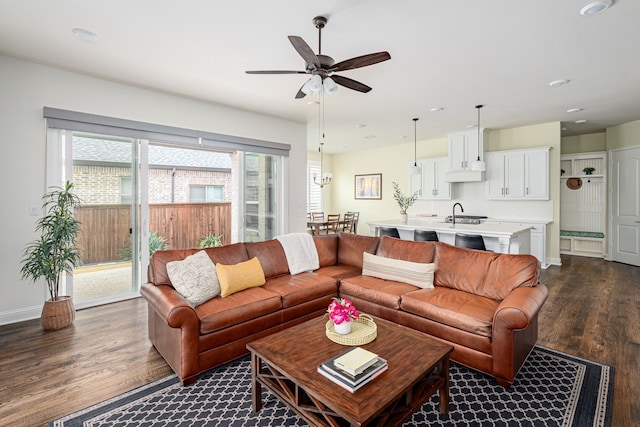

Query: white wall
[0,55,307,325]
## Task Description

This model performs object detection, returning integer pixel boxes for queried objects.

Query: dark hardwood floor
[0,255,638,426]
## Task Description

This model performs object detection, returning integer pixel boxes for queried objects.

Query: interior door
[610,146,640,266]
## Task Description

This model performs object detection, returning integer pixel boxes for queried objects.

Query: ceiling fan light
[323,77,338,96]
[301,79,314,95]
[308,75,323,92]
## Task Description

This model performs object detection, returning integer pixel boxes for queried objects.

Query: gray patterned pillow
[166,250,220,306]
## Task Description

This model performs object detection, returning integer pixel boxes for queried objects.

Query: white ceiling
[1,1,639,153]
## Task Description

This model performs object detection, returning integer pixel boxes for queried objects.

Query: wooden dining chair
[326,214,341,234]
[341,212,355,233]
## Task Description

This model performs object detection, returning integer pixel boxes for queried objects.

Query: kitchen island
[368,218,532,255]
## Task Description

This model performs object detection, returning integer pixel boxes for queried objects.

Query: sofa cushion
[434,243,540,300]
[362,252,435,289]
[203,242,250,265]
[339,275,418,309]
[216,257,266,297]
[245,240,290,278]
[315,264,362,280]
[195,287,282,334]
[313,234,339,268]
[165,250,221,306]
[151,248,198,286]
[263,272,338,308]
[376,236,436,263]
[434,243,497,299]
[401,287,499,337]
[483,253,541,299]
[337,232,380,269]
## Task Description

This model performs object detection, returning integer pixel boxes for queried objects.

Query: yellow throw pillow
[216,257,266,297]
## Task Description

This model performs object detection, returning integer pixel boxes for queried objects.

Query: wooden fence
[75,203,231,265]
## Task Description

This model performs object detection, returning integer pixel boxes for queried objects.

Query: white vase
[334,320,351,335]
[400,214,408,224]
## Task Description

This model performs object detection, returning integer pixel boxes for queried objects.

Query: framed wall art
[354,173,382,200]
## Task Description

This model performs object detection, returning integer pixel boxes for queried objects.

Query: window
[307,160,322,212]
[120,176,133,204]
[189,185,224,202]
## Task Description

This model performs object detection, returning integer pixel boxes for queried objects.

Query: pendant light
[409,118,421,175]
[471,105,486,172]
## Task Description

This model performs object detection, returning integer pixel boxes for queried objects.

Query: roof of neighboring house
[73,136,232,170]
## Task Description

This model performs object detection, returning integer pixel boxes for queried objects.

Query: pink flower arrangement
[327,297,359,325]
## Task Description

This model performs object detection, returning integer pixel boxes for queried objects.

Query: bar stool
[414,229,439,242]
[455,234,487,251]
[379,227,401,239]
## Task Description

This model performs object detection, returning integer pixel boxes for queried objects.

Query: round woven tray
[325,314,377,345]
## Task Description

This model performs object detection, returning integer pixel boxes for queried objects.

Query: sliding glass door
[71,132,143,306]
[45,108,288,309]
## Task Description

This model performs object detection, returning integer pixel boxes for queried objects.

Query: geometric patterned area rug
[50,346,614,427]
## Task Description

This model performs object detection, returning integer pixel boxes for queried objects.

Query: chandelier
[314,92,332,187]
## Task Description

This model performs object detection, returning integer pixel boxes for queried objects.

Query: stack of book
[317,347,388,393]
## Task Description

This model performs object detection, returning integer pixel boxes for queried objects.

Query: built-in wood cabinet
[485,147,550,200]
[408,157,452,200]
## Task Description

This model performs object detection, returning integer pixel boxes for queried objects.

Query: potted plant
[21,181,82,330]
[327,297,359,335]
[392,182,418,224]
[583,167,595,175]
[198,234,223,248]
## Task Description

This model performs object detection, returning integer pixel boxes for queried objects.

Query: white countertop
[367,218,533,238]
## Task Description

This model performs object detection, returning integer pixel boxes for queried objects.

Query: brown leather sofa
[141,232,547,387]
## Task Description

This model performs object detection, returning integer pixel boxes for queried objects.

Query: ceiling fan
[246,16,391,99]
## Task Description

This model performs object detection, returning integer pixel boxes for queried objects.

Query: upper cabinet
[485,147,550,200]
[408,157,452,200]
[445,129,489,182]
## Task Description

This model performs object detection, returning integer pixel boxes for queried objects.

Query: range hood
[444,170,485,183]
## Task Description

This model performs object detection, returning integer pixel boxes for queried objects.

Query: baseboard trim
[547,257,562,266]
[0,305,41,326]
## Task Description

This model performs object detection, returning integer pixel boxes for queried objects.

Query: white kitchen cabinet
[408,157,451,200]
[485,220,548,268]
[486,147,550,200]
[447,129,488,171]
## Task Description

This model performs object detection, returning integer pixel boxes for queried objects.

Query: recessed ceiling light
[363,135,377,140]
[580,0,612,15]
[430,107,444,112]
[549,79,570,87]
[356,124,367,128]
[399,135,408,139]
[561,127,568,131]
[72,28,97,42]
[575,119,588,124]
[466,123,477,129]
[567,108,583,113]
[307,101,319,105]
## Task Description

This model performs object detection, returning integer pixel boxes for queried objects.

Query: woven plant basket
[41,296,75,331]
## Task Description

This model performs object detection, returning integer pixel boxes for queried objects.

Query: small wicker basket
[325,313,377,345]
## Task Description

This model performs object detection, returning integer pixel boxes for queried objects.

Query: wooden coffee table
[246,315,453,426]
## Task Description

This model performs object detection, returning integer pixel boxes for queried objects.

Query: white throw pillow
[362,252,435,289]
[166,250,220,306]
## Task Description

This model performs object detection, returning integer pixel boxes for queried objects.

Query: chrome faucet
[452,203,464,226]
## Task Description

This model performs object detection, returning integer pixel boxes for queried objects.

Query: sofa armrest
[140,282,198,328]
[494,284,549,330]
[491,284,548,386]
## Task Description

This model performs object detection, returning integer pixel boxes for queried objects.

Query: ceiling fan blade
[329,51,391,72]
[331,75,372,93]
[245,70,307,74]
[288,35,320,70]
[295,85,307,99]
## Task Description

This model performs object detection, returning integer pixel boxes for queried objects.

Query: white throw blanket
[275,232,320,275]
